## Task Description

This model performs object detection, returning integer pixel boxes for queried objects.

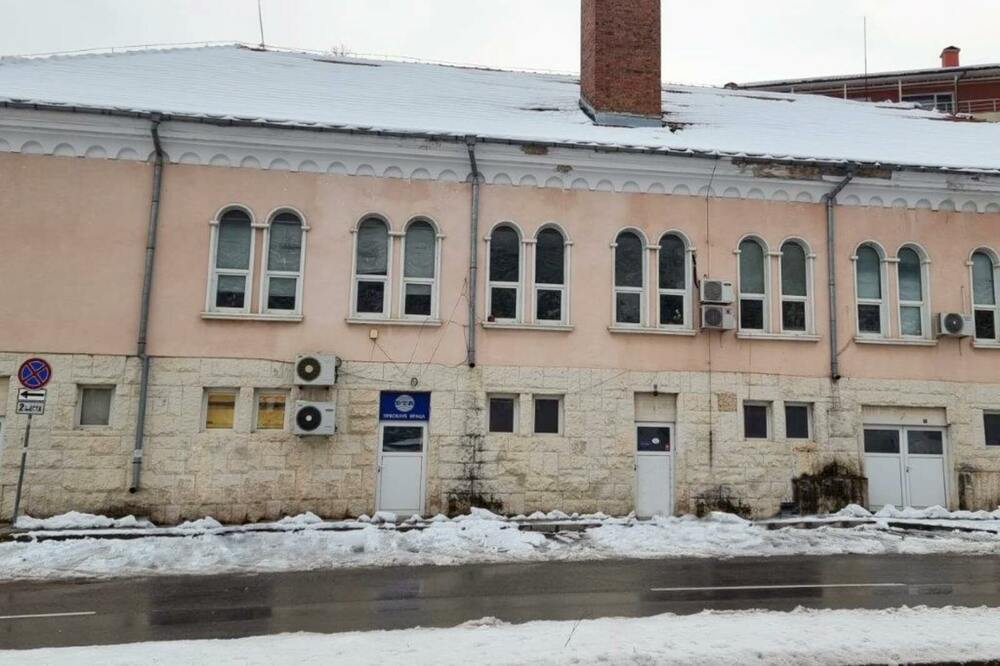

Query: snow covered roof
[2,44,1000,173]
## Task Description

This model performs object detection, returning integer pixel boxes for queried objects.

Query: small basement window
[785,403,811,439]
[744,402,770,439]
[533,396,563,435]
[488,395,517,433]
[985,412,1000,447]
[256,391,288,431]
[205,389,238,430]
[78,386,113,427]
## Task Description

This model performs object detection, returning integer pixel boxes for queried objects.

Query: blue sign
[379,392,431,422]
[18,358,52,390]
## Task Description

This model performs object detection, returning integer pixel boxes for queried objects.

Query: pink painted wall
[2,152,998,382]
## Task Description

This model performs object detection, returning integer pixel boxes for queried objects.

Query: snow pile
[14,512,153,530]
[176,517,224,531]
[875,504,1000,520]
[9,606,1000,665]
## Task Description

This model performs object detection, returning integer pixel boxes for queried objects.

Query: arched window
[972,250,1000,341]
[738,238,767,331]
[211,208,253,312]
[534,226,567,323]
[897,246,927,338]
[401,219,438,318]
[488,224,521,322]
[855,244,885,336]
[658,233,689,327]
[779,240,809,333]
[262,211,305,313]
[353,216,390,316]
[614,230,645,326]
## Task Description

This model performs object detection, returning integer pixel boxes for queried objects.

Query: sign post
[12,358,51,524]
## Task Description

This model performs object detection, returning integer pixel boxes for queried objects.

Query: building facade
[1,4,1000,524]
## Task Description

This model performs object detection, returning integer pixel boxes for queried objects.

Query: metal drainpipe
[465,136,481,368]
[130,116,165,493]
[822,172,854,382]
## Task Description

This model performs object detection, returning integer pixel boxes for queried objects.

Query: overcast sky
[2,0,998,85]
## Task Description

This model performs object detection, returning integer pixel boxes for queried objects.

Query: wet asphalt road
[2,553,1000,650]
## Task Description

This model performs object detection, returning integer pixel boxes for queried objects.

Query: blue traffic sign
[18,358,52,390]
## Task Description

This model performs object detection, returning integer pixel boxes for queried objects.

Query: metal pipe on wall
[130,116,165,493]
[465,136,481,368]
[823,172,854,382]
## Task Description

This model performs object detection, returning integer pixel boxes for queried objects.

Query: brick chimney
[580,0,663,127]
[941,46,961,68]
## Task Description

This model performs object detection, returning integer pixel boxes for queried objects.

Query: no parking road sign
[18,358,52,390]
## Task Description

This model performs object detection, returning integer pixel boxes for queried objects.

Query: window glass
[659,234,686,290]
[267,277,297,311]
[490,225,520,282]
[405,284,433,316]
[490,287,517,319]
[404,221,436,279]
[897,248,923,302]
[740,300,764,330]
[856,246,882,299]
[659,294,685,326]
[206,391,237,429]
[267,214,302,272]
[744,404,769,439]
[975,310,997,340]
[256,393,287,430]
[80,387,113,426]
[900,306,923,336]
[534,397,561,434]
[356,282,385,313]
[782,301,806,331]
[739,240,765,294]
[780,242,807,297]
[536,290,562,321]
[973,252,996,306]
[216,210,252,270]
[907,430,943,455]
[863,429,899,454]
[216,275,247,309]
[985,413,1000,447]
[382,426,424,453]
[615,231,643,288]
[535,228,565,285]
[858,304,882,334]
[785,404,810,439]
[616,292,641,324]
[637,426,671,452]
[489,397,515,433]
[356,218,388,276]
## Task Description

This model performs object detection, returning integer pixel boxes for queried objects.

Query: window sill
[853,336,937,347]
[482,322,574,332]
[346,317,443,327]
[737,332,820,342]
[607,326,697,336]
[973,341,1000,350]
[201,312,303,323]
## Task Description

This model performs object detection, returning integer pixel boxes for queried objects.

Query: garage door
[863,427,947,510]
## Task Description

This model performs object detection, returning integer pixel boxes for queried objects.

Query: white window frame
[485,222,524,324]
[399,217,443,321]
[778,238,815,335]
[260,208,308,316]
[743,401,772,440]
[656,231,693,330]
[895,244,931,340]
[253,388,290,432]
[611,228,648,328]
[853,242,889,338]
[736,236,770,333]
[532,394,564,435]
[206,205,256,314]
[784,402,813,440]
[531,224,572,326]
[203,388,240,431]
[487,393,519,434]
[76,384,115,428]
[350,214,393,319]
[970,248,1000,343]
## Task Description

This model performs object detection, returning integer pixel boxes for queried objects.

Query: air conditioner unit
[700,279,735,304]
[701,304,737,330]
[294,353,339,386]
[935,312,975,338]
[293,400,336,436]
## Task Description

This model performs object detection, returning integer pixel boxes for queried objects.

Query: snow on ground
[4,509,1000,581]
[8,606,1000,665]
[13,511,154,530]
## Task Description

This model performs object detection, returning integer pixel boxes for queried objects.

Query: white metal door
[376,424,426,517]
[635,423,673,518]
[864,426,947,509]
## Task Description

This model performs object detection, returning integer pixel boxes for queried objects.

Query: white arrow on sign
[17,388,47,402]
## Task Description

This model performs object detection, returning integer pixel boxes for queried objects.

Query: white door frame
[374,421,427,516]
[634,421,675,518]
[862,423,949,509]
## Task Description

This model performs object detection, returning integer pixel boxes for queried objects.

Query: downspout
[465,136,481,368]
[822,172,854,382]
[130,115,165,492]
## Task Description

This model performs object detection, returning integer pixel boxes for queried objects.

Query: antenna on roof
[863,16,869,101]
[256,0,266,49]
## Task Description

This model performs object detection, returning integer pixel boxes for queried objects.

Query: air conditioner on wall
[293,401,336,436]
[700,279,735,304]
[294,353,339,386]
[935,312,975,338]
[701,304,737,330]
